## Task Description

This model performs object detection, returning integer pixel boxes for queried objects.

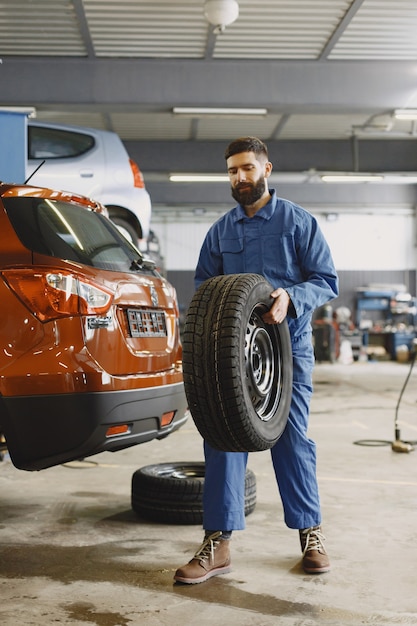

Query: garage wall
[318,212,415,271]
[317,210,417,314]
[151,208,417,320]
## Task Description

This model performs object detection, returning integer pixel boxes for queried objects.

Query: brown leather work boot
[174,531,232,584]
[299,525,331,574]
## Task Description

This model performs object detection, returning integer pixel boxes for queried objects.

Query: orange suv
[0,182,187,471]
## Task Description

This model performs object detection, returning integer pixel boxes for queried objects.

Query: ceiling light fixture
[170,174,229,182]
[172,107,267,117]
[394,109,417,120]
[321,174,384,183]
[203,0,239,33]
[167,172,417,185]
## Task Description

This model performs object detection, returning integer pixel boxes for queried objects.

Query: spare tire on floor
[182,273,293,452]
[131,462,256,525]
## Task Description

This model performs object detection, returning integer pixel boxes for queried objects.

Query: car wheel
[131,462,256,524]
[111,217,138,245]
[182,274,293,452]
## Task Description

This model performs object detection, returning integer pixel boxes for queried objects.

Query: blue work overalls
[194,191,339,530]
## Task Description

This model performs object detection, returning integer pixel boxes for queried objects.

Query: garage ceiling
[2,0,417,210]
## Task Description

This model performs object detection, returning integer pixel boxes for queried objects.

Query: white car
[26,120,151,246]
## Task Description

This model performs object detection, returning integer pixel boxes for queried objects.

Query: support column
[0,108,35,184]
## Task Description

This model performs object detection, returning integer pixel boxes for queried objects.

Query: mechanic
[174,136,339,584]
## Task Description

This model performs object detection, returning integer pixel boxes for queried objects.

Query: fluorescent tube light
[170,174,229,182]
[394,109,417,120]
[321,174,384,183]
[172,107,268,117]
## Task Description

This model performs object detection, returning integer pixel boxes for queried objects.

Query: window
[4,197,153,275]
[28,126,95,159]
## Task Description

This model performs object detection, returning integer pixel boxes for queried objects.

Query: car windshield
[3,197,153,275]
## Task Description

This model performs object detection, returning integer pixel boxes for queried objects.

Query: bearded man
[174,137,339,583]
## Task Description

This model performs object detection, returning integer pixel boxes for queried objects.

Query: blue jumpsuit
[194,190,339,530]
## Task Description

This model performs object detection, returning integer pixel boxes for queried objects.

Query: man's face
[226,151,271,206]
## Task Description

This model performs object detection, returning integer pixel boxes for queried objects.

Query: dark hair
[224,136,269,161]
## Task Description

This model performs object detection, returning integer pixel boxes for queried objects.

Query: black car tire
[110,216,138,245]
[182,274,293,452]
[131,462,256,525]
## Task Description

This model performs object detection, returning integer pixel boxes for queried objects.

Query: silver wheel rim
[245,308,281,422]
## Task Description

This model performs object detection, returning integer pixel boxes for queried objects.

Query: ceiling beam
[1,57,417,112]
[319,0,366,60]
[125,139,417,174]
[71,0,96,59]
[125,139,417,209]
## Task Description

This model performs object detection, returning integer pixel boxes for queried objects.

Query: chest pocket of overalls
[219,237,244,274]
[262,233,301,281]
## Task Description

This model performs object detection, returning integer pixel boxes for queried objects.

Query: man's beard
[231,177,266,207]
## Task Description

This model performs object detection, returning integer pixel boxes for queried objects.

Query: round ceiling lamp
[204,0,239,33]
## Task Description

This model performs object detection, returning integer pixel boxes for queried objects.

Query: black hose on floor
[353,347,417,450]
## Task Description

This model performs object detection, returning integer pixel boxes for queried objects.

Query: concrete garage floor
[1,360,417,626]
